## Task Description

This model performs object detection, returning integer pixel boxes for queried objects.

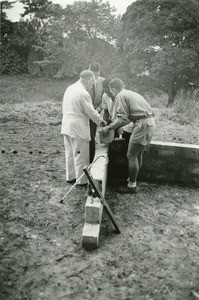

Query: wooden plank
[109,139,199,185]
[90,143,109,196]
[82,143,110,249]
[83,167,120,234]
[151,141,199,149]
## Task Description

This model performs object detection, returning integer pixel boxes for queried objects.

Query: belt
[132,114,154,122]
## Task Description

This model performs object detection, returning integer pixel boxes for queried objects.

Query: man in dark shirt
[88,62,105,162]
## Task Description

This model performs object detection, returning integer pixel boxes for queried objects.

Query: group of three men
[61,63,156,194]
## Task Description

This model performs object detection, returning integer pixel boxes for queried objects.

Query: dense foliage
[1,0,121,78]
[34,0,121,78]
[119,0,199,106]
[1,0,199,105]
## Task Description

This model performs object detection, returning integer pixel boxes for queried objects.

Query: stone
[82,223,101,249]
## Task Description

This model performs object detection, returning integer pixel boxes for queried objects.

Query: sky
[5,0,135,21]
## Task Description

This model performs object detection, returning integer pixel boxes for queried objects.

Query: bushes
[160,89,199,125]
[143,92,168,108]
[0,48,27,75]
[174,89,199,120]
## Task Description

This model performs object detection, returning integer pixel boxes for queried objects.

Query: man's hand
[100,120,107,127]
[101,125,110,136]
[96,107,102,113]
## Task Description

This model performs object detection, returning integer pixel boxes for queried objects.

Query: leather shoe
[115,186,139,194]
[67,179,76,184]
[76,183,88,188]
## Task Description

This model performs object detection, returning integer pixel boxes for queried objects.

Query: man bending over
[102,78,156,194]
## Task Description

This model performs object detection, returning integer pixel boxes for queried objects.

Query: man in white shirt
[61,70,106,186]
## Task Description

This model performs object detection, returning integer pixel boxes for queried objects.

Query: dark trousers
[122,131,131,143]
[89,120,97,163]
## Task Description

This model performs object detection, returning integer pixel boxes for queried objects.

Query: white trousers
[63,135,89,185]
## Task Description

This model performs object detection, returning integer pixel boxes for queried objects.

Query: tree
[120,0,199,106]
[32,0,121,78]
[18,0,64,76]
[0,1,28,74]
[0,1,15,37]
[19,0,63,22]
[1,0,121,77]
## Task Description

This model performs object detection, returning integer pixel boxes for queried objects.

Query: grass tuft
[143,92,168,108]
[160,89,199,125]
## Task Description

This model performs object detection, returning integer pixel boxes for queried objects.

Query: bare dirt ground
[1,118,199,300]
[1,75,199,300]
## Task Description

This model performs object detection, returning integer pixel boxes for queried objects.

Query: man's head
[102,78,114,100]
[109,78,125,97]
[80,70,95,90]
[89,62,101,80]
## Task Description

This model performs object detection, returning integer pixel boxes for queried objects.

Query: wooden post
[81,143,119,250]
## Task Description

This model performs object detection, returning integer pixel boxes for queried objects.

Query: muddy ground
[0,119,199,300]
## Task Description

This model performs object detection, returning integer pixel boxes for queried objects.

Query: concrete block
[85,196,103,224]
[82,223,101,249]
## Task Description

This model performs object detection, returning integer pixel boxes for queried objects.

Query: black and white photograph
[0,0,199,299]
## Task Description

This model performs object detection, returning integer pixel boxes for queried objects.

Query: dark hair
[102,78,111,88]
[102,78,114,100]
[109,78,125,91]
[89,62,100,72]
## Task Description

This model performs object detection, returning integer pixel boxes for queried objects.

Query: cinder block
[82,223,101,249]
[85,196,103,224]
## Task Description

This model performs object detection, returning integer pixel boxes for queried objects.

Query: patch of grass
[143,92,168,108]
[1,75,199,144]
[0,75,74,125]
[173,89,199,123]
[160,90,199,125]
[0,75,74,104]
[0,101,61,125]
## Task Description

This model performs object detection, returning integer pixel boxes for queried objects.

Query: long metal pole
[60,155,108,203]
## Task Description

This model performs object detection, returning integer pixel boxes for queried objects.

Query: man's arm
[101,109,111,124]
[81,93,106,126]
[109,117,129,130]
[106,94,130,130]
[102,117,130,136]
